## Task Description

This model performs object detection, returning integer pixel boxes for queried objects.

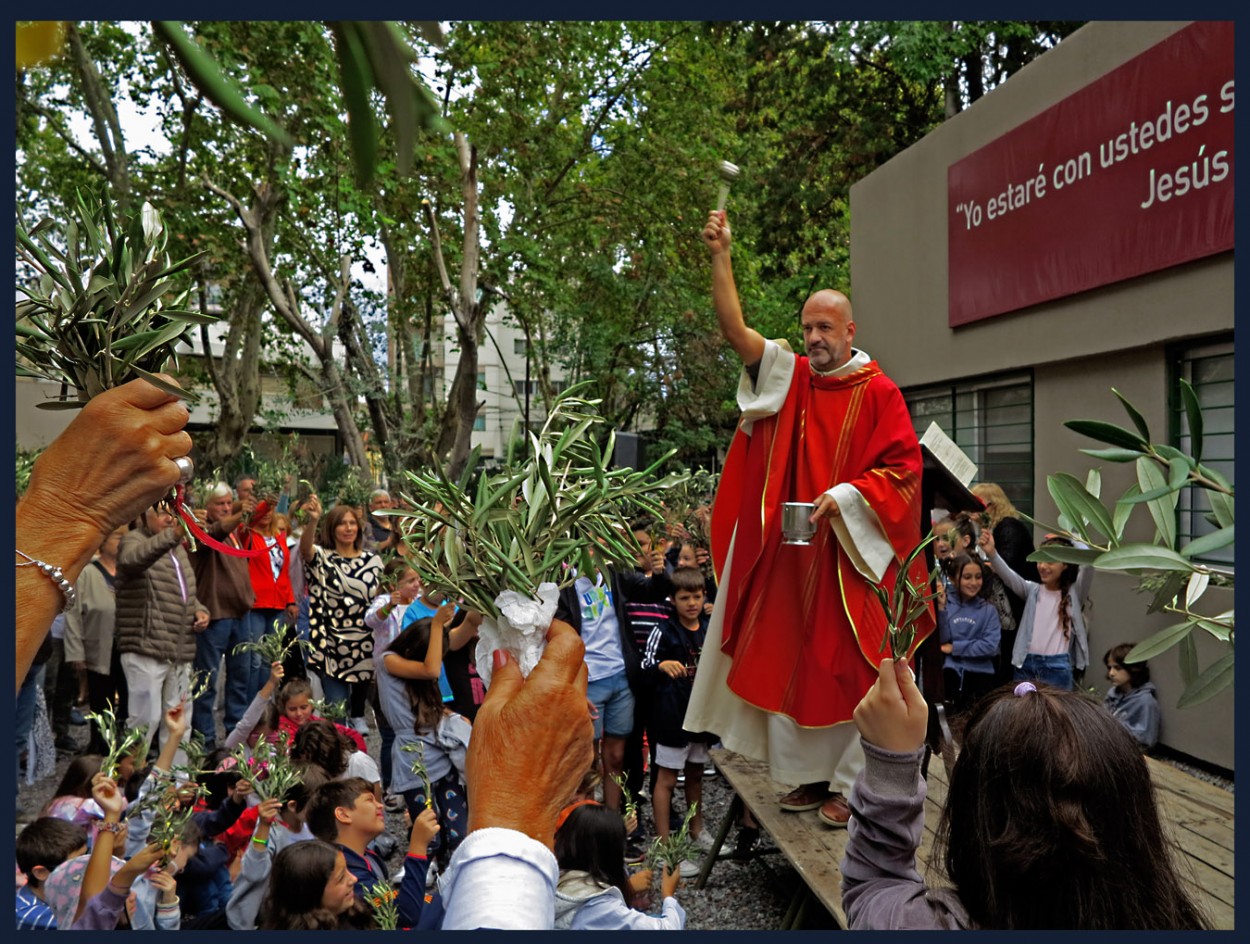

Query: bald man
[685,210,933,827]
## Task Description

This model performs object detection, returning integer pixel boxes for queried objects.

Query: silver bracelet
[16,550,76,611]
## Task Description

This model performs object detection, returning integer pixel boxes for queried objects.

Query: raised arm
[298,495,322,563]
[702,210,765,366]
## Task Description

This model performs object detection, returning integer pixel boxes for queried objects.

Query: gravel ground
[17,707,1232,930]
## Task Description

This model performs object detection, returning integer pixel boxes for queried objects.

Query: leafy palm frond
[311,698,349,724]
[645,801,700,873]
[16,191,213,406]
[873,535,940,660]
[609,772,638,825]
[401,742,434,809]
[232,622,313,666]
[84,702,148,780]
[388,382,687,618]
[231,731,303,802]
[364,879,400,930]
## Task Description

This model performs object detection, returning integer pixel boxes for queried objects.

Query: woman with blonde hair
[970,483,1037,684]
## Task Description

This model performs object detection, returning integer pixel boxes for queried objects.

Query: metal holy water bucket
[781,502,817,545]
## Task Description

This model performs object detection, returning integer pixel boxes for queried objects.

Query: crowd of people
[15,446,739,929]
[11,203,1191,930]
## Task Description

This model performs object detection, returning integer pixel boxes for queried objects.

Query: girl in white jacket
[553,803,684,930]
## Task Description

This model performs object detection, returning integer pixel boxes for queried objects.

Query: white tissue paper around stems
[475,582,561,687]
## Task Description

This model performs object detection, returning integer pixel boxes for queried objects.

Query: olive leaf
[386,382,686,619]
[16,190,211,406]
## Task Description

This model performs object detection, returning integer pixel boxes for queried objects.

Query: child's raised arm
[78,774,128,923]
[154,699,190,775]
[225,664,282,751]
[853,659,929,755]
[383,601,453,680]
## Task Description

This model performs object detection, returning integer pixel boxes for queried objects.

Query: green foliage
[16,444,42,496]
[401,742,434,809]
[16,191,213,405]
[231,731,304,802]
[83,702,148,781]
[363,879,400,930]
[389,382,687,618]
[232,621,313,666]
[661,468,720,550]
[871,536,940,660]
[646,801,700,873]
[1030,385,1233,708]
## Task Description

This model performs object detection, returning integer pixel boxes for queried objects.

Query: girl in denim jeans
[981,531,1092,691]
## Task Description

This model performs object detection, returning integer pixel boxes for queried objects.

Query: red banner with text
[948,22,1234,327]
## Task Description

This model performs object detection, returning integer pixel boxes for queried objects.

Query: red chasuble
[710,355,933,728]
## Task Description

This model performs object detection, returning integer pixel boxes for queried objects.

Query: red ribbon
[174,484,266,559]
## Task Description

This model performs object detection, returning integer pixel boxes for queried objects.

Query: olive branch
[872,535,941,661]
[401,742,434,809]
[231,731,303,802]
[83,702,148,781]
[364,879,400,930]
[645,802,700,874]
[386,382,686,619]
[15,191,213,407]
[231,622,313,666]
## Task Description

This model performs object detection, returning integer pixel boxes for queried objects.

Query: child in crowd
[1104,643,1161,751]
[72,841,180,931]
[47,770,184,931]
[642,566,717,878]
[937,553,1002,717]
[304,777,439,928]
[256,840,364,930]
[378,607,473,870]
[981,530,1093,690]
[291,719,381,792]
[223,660,286,755]
[365,558,423,808]
[265,677,368,753]
[622,517,675,847]
[396,583,483,720]
[218,760,328,862]
[16,817,88,929]
[675,541,717,613]
[554,803,685,930]
[123,702,245,927]
[222,762,332,930]
[40,755,110,830]
[841,660,1208,929]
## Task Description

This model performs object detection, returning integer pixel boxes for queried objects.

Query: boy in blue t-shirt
[16,818,88,930]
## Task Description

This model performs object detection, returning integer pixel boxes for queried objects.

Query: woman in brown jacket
[114,499,209,759]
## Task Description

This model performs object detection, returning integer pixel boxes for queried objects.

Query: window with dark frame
[1172,338,1233,566]
[903,372,1035,517]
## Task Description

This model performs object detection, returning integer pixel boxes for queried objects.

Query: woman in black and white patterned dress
[297,494,383,734]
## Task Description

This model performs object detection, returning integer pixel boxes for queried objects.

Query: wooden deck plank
[712,748,951,928]
[1146,757,1235,818]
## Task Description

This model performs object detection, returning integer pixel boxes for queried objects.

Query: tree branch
[202,173,323,355]
[422,197,463,331]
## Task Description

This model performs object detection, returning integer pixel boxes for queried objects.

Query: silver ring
[174,456,195,484]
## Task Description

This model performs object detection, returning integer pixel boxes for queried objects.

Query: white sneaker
[351,716,370,735]
[678,858,701,879]
[693,830,717,853]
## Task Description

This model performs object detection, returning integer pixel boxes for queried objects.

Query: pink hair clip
[1013,681,1037,697]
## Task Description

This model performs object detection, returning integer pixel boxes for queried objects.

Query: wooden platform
[707,747,1234,929]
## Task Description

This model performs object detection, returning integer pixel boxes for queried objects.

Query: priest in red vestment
[684,209,934,828]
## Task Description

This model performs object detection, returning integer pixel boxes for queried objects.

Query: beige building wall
[851,21,1233,768]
